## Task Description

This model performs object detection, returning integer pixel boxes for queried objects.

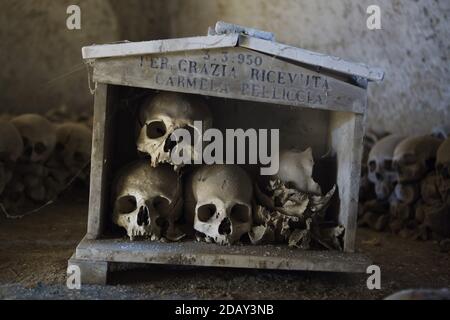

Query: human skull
[190,165,253,245]
[137,92,212,168]
[392,135,442,184]
[113,161,183,241]
[276,148,321,195]
[367,134,404,200]
[54,122,92,174]
[436,137,450,205]
[11,114,56,163]
[0,120,24,194]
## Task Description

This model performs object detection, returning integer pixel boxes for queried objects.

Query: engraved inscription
[93,46,365,113]
[138,49,330,106]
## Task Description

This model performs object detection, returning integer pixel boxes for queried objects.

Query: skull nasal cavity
[116,195,137,214]
[197,204,216,222]
[218,217,232,235]
[146,121,166,139]
[137,206,150,226]
[230,204,250,223]
[163,137,177,153]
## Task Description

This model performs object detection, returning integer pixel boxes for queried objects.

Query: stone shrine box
[69,23,384,284]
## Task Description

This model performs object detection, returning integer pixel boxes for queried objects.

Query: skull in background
[392,135,442,184]
[113,161,183,241]
[0,120,24,194]
[54,122,92,174]
[436,137,450,206]
[189,165,253,245]
[137,92,212,168]
[367,134,405,200]
[11,114,56,163]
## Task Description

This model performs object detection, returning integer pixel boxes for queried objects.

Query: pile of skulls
[113,92,341,250]
[0,113,92,216]
[359,131,450,244]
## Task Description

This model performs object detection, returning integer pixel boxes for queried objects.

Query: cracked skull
[137,92,212,168]
[190,165,253,245]
[436,137,450,205]
[0,120,24,194]
[11,114,56,163]
[113,161,183,241]
[393,135,442,184]
[368,134,405,200]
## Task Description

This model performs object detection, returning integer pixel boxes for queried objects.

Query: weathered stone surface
[68,254,109,285]
[92,47,366,113]
[75,237,371,275]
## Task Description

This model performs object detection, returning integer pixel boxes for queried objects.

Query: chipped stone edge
[82,33,384,82]
[81,34,240,60]
[238,35,385,82]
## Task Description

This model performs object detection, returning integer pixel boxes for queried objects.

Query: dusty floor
[0,193,449,300]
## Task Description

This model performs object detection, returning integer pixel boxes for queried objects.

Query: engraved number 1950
[203,51,263,66]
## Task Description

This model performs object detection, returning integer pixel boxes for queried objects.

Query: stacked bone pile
[359,131,450,244]
[0,112,92,216]
[113,92,342,250]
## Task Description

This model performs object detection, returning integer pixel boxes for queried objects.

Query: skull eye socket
[230,204,250,223]
[146,121,167,139]
[153,196,170,213]
[116,195,137,214]
[197,204,217,222]
[402,154,417,166]
[368,160,376,172]
[34,142,47,155]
